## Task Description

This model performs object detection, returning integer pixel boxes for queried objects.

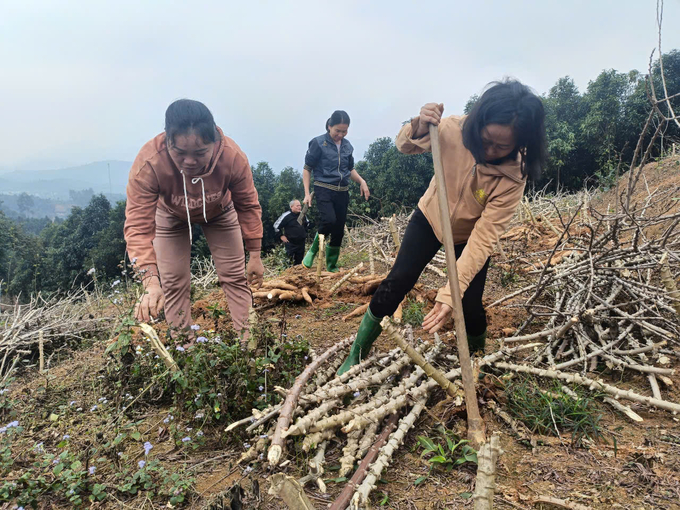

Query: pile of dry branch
[240,158,680,508]
[489,151,680,417]
[0,289,111,377]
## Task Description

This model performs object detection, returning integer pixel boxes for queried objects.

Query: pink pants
[153,204,251,334]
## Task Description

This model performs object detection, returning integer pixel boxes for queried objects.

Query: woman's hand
[413,103,444,138]
[247,252,265,289]
[280,235,289,244]
[422,301,452,333]
[135,281,165,322]
[303,193,313,207]
[359,180,370,201]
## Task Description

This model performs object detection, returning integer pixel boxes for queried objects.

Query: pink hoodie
[124,127,262,275]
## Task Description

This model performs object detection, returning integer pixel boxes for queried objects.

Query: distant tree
[41,194,111,290]
[542,77,584,190]
[252,161,277,249]
[87,200,127,281]
[16,216,55,236]
[69,188,95,207]
[17,193,34,215]
[463,94,479,114]
[0,211,42,298]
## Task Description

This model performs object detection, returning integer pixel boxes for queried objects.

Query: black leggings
[314,185,349,248]
[370,208,490,336]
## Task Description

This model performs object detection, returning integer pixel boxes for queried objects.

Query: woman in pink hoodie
[124,99,264,343]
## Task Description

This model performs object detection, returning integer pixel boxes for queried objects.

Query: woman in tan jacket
[338,80,547,374]
[124,99,264,344]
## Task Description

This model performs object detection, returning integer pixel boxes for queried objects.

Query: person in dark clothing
[273,199,309,265]
[301,110,370,272]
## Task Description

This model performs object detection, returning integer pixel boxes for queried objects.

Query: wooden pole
[316,234,325,282]
[429,123,485,448]
[38,330,44,373]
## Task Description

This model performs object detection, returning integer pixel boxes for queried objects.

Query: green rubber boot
[468,330,487,354]
[337,308,382,375]
[326,245,341,273]
[302,233,320,268]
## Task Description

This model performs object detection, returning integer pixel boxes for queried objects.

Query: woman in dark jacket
[301,110,370,272]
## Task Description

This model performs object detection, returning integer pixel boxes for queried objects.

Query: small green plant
[402,298,426,328]
[0,378,17,421]
[206,303,227,330]
[504,375,604,446]
[415,425,477,484]
[500,269,520,287]
[116,459,194,506]
[321,302,352,318]
[109,322,310,427]
[262,245,292,274]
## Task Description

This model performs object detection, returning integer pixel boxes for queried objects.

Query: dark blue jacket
[304,133,355,187]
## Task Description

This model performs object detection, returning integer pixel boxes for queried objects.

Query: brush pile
[490,161,680,407]
[0,289,111,377]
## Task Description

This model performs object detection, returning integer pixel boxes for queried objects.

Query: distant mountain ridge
[0,160,132,198]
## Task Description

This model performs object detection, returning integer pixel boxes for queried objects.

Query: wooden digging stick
[429,123,485,448]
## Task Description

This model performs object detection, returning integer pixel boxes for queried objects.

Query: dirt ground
[4,157,680,509]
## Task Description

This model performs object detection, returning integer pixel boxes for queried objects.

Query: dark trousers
[314,185,349,248]
[285,238,305,265]
[370,208,490,336]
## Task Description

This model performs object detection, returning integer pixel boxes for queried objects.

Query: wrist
[249,251,261,259]
[144,275,161,289]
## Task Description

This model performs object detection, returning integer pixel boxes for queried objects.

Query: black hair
[462,80,547,181]
[165,99,217,145]
[326,110,351,132]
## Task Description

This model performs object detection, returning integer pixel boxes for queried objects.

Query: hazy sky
[1,0,679,173]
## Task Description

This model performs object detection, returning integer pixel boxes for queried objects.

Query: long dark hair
[462,80,547,180]
[326,110,351,132]
[165,99,217,145]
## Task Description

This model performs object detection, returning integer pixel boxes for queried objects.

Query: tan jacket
[124,127,262,276]
[396,115,525,308]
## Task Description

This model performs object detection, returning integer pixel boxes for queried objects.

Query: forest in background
[1,52,679,301]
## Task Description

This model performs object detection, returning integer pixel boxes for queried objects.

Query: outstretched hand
[422,301,452,333]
